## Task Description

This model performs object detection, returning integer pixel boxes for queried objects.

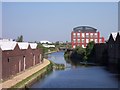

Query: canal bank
[1,58,51,89]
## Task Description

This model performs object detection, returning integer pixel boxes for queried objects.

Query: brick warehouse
[93,32,120,73]
[0,41,43,81]
[71,26,105,48]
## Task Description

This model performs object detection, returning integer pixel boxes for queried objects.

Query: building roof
[29,43,37,49]
[73,26,97,32]
[18,42,29,49]
[40,40,52,44]
[42,44,55,48]
[111,32,118,41]
[0,38,13,42]
[0,41,17,51]
[0,41,38,51]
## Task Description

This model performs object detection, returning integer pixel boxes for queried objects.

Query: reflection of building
[71,26,105,48]
[0,40,43,81]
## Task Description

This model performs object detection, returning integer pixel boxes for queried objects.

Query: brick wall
[2,44,43,81]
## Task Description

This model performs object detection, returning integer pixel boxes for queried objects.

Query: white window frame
[86,39,89,43]
[82,33,85,38]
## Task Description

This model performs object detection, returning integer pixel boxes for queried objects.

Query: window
[73,45,76,48]
[90,39,93,41]
[90,33,94,38]
[73,33,76,38]
[86,33,89,35]
[23,56,26,70]
[94,33,98,38]
[77,39,80,43]
[95,39,98,43]
[82,45,85,48]
[77,33,80,36]
[77,33,80,38]
[73,39,76,43]
[86,39,89,43]
[95,33,97,35]
[33,54,35,65]
[86,33,89,38]
[82,33,85,38]
[99,39,103,43]
[73,35,76,38]
[8,58,9,62]
[73,33,76,35]
[90,33,93,36]
[82,39,84,43]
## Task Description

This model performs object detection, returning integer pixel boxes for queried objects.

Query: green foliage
[64,41,95,63]
[16,35,23,42]
[64,53,69,59]
[37,43,48,54]
[75,46,86,55]
[37,43,57,55]
[86,41,95,56]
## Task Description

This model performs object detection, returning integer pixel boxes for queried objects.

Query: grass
[8,64,50,90]
[7,59,64,90]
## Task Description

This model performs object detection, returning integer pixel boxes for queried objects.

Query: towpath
[0,58,50,89]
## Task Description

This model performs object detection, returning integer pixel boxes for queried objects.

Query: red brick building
[0,41,43,81]
[71,26,105,48]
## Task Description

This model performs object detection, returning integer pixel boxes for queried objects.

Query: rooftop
[73,26,97,32]
[0,41,38,51]
[111,31,120,41]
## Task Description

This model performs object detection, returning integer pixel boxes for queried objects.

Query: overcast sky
[2,2,118,42]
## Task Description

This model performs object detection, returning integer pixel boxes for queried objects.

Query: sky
[2,2,118,42]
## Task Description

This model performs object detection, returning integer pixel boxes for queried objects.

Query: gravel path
[0,58,50,89]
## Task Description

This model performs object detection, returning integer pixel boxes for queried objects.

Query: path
[0,58,50,89]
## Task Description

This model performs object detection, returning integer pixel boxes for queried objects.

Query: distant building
[0,38,13,42]
[42,44,55,48]
[71,26,105,48]
[40,40,52,44]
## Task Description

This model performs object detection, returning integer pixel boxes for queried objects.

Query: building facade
[93,32,120,73]
[71,26,105,48]
[0,41,43,81]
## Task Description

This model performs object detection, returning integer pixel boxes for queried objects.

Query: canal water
[31,51,119,88]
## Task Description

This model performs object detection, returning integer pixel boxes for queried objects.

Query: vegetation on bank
[50,61,65,70]
[37,43,57,55]
[9,63,53,89]
[64,41,95,63]
[9,59,65,89]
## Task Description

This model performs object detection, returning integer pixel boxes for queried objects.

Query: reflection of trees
[64,57,80,66]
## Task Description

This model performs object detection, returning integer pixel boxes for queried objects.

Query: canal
[31,51,119,88]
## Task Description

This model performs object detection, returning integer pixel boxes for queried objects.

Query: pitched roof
[0,41,17,51]
[115,32,120,43]
[18,42,29,50]
[111,32,118,41]
[29,43,37,49]
[0,41,38,51]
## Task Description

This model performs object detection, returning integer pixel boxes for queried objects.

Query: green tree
[16,35,23,42]
[86,41,95,57]
[37,43,48,54]
[71,46,86,61]
[75,46,86,55]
